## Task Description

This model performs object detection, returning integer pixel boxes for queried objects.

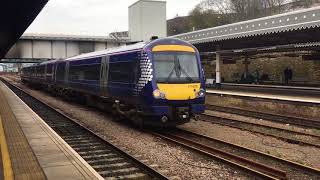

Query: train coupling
[161,116,168,123]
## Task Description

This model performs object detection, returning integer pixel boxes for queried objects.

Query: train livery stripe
[157,83,201,100]
[152,45,195,52]
[0,115,14,180]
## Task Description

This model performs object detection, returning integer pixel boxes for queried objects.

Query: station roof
[0,0,48,59]
[172,6,320,52]
[21,33,130,43]
[205,41,320,56]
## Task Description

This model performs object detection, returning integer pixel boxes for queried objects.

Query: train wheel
[111,104,119,120]
[133,115,144,130]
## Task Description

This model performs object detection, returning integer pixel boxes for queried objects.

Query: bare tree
[199,0,233,14]
[189,4,231,31]
[291,0,314,8]
[197,0,287,22]
[264,0,286,14]
[184,0,289,32]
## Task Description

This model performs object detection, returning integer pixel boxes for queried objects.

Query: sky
[25,0,200,36]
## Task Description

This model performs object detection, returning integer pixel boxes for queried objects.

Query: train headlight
[196,88,205,98]
[153,89,166,99]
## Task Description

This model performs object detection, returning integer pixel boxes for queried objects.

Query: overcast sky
[25,0,200,36]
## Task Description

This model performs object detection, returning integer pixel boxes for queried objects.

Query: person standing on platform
[284,67,289,84]
[288,68,293,84]
[255,69,260,84]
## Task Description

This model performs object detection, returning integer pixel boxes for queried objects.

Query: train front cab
[142,39,206,126]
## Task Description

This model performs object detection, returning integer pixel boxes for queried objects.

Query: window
[69,64,101,81]
[37,65,45,78]
[153,52,200,83]
[47,64,53,74]
[109,61,137,83]
[32,67,36,77]
[56,63,66,81]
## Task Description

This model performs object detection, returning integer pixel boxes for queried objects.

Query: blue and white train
[21,38,206,127]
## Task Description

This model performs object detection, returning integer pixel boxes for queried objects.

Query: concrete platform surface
[0,81,103,180]
[207,89,320,104]
[223,83,320,91]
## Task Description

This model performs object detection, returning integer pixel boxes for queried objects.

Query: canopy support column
[215,46,221,88]
[244,56,249,79]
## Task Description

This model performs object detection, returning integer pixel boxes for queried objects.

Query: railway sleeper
[48,122,75,127]
[92,162,132,170]
[81,153,118,160]
[77,149,112,155]
[3,79,170,180]
[98,167,142,177]
[86,158,122,164]
[64,138,96,144]
[103,173,148,180]
[72,145,108,151]
[73,145,110,151]
[68,142,102,148]
[63,134,93,139]
[87,157,125,165]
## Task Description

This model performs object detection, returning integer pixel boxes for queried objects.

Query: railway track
[154,128,320,180]
[4,77,320,179]
[201,111,320,148]
[2,79,169,180]
[206,104,320,129]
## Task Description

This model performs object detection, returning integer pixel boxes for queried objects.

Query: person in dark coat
[288,68,293,82]
[284,67,290,84]
[255,69,260,84]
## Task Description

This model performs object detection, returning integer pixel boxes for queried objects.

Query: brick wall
[203,56,320,85]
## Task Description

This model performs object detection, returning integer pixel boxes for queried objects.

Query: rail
[1,78,169,180]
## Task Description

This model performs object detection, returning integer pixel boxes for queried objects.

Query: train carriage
[21,38,206,127]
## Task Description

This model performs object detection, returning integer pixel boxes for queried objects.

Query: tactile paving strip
[0,148,4,179]
[0,84,46,180]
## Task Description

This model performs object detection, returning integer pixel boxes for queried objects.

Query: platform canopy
[0,0,48,59]
[172,7,320,52]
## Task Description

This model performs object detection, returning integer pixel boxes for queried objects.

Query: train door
[50,65,54,82]
[53,63,57,83]
[44,64,47,82]
[100,56,109,97]
[65,61,70,87]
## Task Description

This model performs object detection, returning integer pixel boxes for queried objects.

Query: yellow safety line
[0,115,14,180]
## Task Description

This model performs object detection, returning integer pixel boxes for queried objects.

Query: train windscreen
[153,52,200,83]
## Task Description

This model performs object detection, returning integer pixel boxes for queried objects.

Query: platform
[206,87,320,121]
[207,88,320,104]
[223,83,320,91]
[0,81,103,180]
[219,83,320,98]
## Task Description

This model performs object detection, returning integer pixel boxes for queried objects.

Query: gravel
[3,75,251,180]
[5,74,319,178]
[180,120,320,169]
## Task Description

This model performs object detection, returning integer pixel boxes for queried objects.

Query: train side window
[32,67,36,77]
[47,64,53,75]
[109,61,136,83]
[56,63,66,81]
[69,64,101,81]
[84,64,100,80]
[38,65,45,78]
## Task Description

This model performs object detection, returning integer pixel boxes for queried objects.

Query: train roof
[66,38,195,61]
[39,59,60,65]
[66,42,147,61]
[25,38,195,68]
